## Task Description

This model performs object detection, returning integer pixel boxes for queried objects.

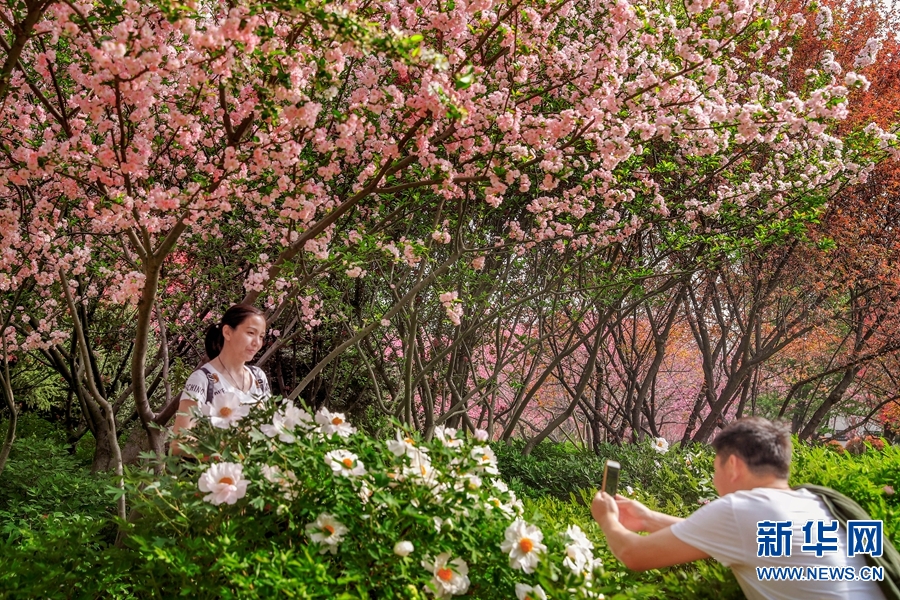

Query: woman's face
[223,314,266,362]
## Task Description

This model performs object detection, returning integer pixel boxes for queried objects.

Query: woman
[171,304,270,455]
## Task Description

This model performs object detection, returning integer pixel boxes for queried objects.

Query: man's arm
[593,492,710,571]
[615,494,685,533]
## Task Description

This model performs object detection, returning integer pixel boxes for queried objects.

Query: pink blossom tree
[0,0,896,480]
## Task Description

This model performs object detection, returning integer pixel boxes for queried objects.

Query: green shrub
[791,441,900,542]
[0,416,112,542]
[493,438,717,513]
[0,515,132,599]
[3,399,610,598]
[2,414,896,599]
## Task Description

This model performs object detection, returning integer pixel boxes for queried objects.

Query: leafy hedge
[2,402,607,599]
[0,416,111,542]
[494,437,900,543]
[790,442,900,543]
[1,416,896,600]
[494,438,717,513]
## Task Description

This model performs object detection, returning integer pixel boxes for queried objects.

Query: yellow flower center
[332,416,343,425]
[519,538,534,553]
[342,458,354,468]
[219,407,233,417]
[405,437,415,445]
[323,524,335,535]
[482,455,490,462]
[219,477,235,486]
[437,567,454,582]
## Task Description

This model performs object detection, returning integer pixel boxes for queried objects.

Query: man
[591,417,886,599]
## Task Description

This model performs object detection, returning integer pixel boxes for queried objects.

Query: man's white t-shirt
[180,362,271,405]
[671,488,886,600]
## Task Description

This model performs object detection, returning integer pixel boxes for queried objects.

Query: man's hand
[591,491,619,529]
[591,490,709,571]
[615,495,654,532]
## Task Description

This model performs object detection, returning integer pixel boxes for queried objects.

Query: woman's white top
[179,362,271,404]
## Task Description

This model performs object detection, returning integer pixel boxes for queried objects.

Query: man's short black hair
[711,417,792,479]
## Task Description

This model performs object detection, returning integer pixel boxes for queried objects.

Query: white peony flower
[198,462,249,505]
[259,404,313,442]
[470,445,499,474]
[259,464,298,500]
[260,411,296,443]
[486,496,516,517]
[455,473,482,492]
[563,525,595,573]
[394,540,414,557]
[500,519,547,574]
[433,516,453,533]
[359,481,373,504]
[385,467,405,486]
[564,543,593,573]
[512,498,525,516]
[430,480,450,501]
[260,464,281,483]
[305,513,348,554]
[473,428,489,442]
[315,408,357,437]
[200,393,249,429]
[387,430,423,457]
[653,437,669,454]
[324,449,367,477]
[422,552,470,597]
[565,524,594,550]
[434,425,464,448]
[515,583,548,600]
[404,447,438,483]
[260,463,296,485]
[283,404,314,429]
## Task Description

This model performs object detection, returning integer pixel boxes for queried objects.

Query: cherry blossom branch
[0,0,53,104]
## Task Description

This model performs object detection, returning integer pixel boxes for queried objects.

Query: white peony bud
[394,540,414,557]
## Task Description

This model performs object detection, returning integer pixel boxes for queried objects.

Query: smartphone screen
[602,459,621,496]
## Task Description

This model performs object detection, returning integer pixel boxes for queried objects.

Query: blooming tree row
[0,0,897,475]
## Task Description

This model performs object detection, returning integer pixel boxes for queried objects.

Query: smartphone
[602,459,621,496]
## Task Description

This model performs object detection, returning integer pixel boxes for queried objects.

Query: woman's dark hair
[204,304,265,360]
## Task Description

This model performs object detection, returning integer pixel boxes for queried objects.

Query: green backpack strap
[796,483,900,600]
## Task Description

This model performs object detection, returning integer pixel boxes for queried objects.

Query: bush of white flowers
[123,394,607,599]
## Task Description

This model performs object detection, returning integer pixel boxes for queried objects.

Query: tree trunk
[523,324,605,455]
[680,384,708,446]
[798,367,858,440]
[90,420,118,473]
[0,358,16,477]
[61,269,126,521]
